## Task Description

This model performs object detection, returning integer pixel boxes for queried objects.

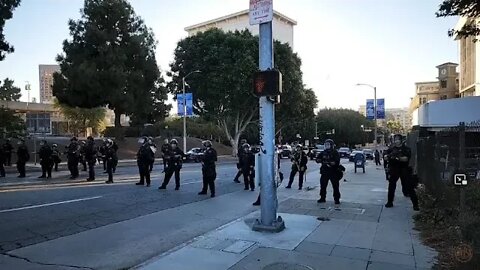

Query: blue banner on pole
[177,93,193,116]
[366,99,374,120]
[376,98,385,119]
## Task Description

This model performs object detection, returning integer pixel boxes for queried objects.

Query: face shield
[171,143,178,149]
[393,137,402,147]
[324,142,332,150]
[138,138,145,145]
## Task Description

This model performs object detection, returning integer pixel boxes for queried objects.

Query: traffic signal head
[253,70,282,97]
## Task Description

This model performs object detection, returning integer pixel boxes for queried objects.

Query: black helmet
[240,139,247,145]
[324,139,335,150]
[202,140,212,148]
[170,139,178,145]
[87,136,94,141]
[392,134,404,146]
[71,136,77,142]
[242,143,250,149]
[52,143,58,147]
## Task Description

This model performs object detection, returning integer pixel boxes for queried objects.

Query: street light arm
[356,83,375,89]
[184,70,201,80]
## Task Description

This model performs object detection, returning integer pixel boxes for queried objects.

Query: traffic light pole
[252,21,285,232]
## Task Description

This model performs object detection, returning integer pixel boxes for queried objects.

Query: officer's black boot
[385,202,393,208]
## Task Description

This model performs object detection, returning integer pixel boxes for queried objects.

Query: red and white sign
[249,0,273,25]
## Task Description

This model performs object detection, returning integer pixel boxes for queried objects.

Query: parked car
[184,147,204,162]
[349,150,364,162]
[279,145,292,159]
[363,149,374,160]
[310,144,325,160]
[338,147,351,158]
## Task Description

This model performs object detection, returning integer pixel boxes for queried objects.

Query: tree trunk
[219,110,256,157]
[114,110,122,128]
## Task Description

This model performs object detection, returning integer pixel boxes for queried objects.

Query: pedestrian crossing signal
[253,70,282,97]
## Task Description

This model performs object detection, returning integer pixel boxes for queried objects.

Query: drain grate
[263,263,314,270]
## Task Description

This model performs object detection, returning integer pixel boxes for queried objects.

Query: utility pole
[182,70,201,153]
[251,0,284,232]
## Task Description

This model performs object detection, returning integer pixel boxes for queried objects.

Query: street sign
[249,0,273,25]
[177,93,193,116]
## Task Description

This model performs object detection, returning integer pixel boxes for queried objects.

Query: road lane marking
[0,196,103,213]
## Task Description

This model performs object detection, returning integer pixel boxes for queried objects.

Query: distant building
[39,65,60,104]
[454,17,480,97]
[409,63,459,114]
[185,9,297,47]
[358,105,366,117]
[386,108,411,131]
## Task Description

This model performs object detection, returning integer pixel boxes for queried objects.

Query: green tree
[0,0,21,61]
[0,78,21,101]
[53,0,168,127]
[386,120,403,134]
[168,29,317,155]
[314,109,374,147]
[437,0,480,40]
[53,98,106,136]
[0,78,24,137]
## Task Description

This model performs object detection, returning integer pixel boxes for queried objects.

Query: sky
[0,0,459,112]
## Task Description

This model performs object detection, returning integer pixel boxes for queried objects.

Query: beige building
[386,108,411,131]
[185,9,297,47]
[39,64,60,104]
[454,17,480,97]
[409,63,459,113]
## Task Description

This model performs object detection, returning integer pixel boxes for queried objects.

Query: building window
[440,95,447,100]
[440,80,447,88]
[421,97,427,104]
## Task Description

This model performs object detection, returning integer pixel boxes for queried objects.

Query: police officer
[79,141,88,171]
[0,143,5,177]
[104,139,116,184]
[16,139,30,178]
[161,139,170,172]
[316,139,342,204]
[3,139,13,166]
[233,139,247,183]
[384,134,419,211]
[66,137,80,179]
[136,136,155,187]
[112,140,119,173]
[240,143,255,191]
[159,139,184,190]
[99,139,107,172]
[148,137,157,172]
[38,140,53,179]
[84,136,97,181]
[286,144,308,190]
[51,144,61,171]
[198,140,217,197]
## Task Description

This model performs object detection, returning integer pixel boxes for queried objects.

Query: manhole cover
[263,263,314,270]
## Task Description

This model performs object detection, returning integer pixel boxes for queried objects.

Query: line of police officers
[235,134,419,211]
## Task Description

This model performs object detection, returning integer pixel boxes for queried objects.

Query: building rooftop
[184,9,297,31]
[436,62,458,68]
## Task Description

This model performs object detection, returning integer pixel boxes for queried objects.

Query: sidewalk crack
[1,253,93,269]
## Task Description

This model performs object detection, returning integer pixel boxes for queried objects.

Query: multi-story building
[454,17,480,97]
[185,9,297,47]
[409,63,459,113]
[386,108,411,131]
[39,65,60,104]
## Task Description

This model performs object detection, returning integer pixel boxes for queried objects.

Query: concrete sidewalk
[136,162,437,270]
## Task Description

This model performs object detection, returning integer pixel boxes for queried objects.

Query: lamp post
[182,70,201,153]
[356,83,377,149]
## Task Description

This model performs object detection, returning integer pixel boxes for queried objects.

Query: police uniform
[0,144,5,177]
[239,144,255,191]
[51,145,61,171]
[79,142,88,171]
[104,140,117,183]
[85,138,97,181]
[159,142,184,190]
[136,138,155,186]
[199,141,217,197]
[234,140,247,183]
[38,141,53,179]
[66,138,80,179]
[384,138,419,210]
[16,141,30,178]
[286,146,308,190]
[161,142,171,172]
[148,138,157,172]
[3,140,13,166]
[316,140,342,204]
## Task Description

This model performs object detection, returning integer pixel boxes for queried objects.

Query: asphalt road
[0,159,301,254]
